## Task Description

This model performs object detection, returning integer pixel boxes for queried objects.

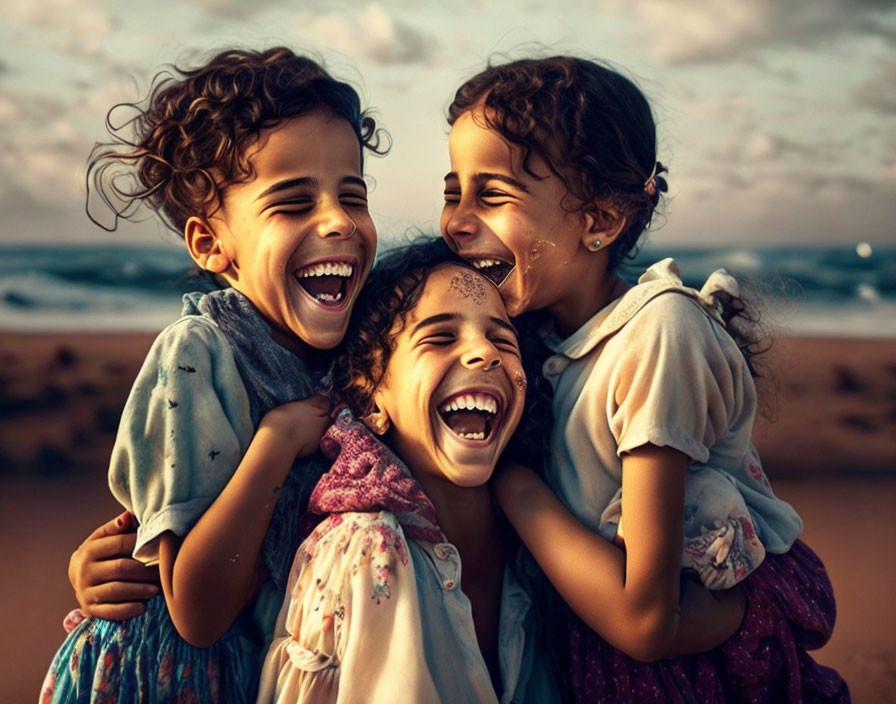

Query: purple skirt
[562,540,851,703]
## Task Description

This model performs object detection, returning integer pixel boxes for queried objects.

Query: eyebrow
[411,312,519,338]
[491,317,519,337]
[442,171,530,193]
[411,313,459,336]
[255,175,367,201]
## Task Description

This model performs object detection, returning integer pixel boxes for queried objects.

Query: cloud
[854,57,896,113]
[604,0,896,64]
[294,3,435,65]
[7,0,117,58]
[189,0,285,19]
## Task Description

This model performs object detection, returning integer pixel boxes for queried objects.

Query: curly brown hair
[448,55,667,270]
[87,47,389,235]
[329,238,466,418]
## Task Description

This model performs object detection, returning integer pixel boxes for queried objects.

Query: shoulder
[298,513,411,582]
[148,313,230,361]
[287,512,413,616]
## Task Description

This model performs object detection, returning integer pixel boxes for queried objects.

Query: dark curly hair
[328,236,554,468]
[329,238,466,418]
[86,46,389,235]
[448,55,667,270]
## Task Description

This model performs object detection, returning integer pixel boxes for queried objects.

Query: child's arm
[497,446,720,662]
[158,395,331,647]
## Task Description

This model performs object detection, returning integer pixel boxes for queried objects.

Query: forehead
[447,111,518,171]
[410,265,507,321]
[235,111,363,190]
[447,109,556,183]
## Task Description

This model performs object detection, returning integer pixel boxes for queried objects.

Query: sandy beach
[1,331,894,703]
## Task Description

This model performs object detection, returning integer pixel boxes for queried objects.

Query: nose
[441,198,479,245]
[317,202,357,239]
[461,338,502,371]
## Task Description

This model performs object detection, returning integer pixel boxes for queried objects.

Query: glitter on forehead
[448,271,487,305]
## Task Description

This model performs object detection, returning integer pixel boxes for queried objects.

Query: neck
[550,259,629,338]
[414,472,506,688]
[268,324,316,362]
[414,474,498,552]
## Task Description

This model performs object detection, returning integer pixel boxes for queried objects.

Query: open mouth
[295,261,355,306]
[438,391,499,441]
[470,258,514,287]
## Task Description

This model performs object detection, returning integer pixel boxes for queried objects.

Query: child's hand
[69,510,161,620]
[666,574,746,657]
[261,394,332,459]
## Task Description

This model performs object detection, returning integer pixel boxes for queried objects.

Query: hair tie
[644,162,658,196]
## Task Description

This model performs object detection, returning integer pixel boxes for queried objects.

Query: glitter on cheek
[522,239,556,273]
[514,369,527,392]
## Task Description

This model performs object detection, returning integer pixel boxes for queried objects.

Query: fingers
[86,556,161,586]
[86,602,150,621]
[83,511,138,544]
[90,580,160,604]
[81,532,139,562]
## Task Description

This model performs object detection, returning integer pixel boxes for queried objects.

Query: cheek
[506,357,528,400]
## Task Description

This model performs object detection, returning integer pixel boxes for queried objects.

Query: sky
[1,0,894,250]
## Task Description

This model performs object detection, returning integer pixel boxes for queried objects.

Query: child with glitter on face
[41,47,385,703]
[257,239,559,703]
[441,56,850,703]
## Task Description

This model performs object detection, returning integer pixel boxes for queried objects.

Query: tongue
[444,409,487,435]
[299,275,343,298]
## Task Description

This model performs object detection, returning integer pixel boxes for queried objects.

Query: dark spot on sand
[95,404,122,432]
[35,443,78,475]
[209,449,220,460]
[75,382,101,398]
[167,399,178,409]
[833,366,865,394]
[178,365,196,373]
[54,346,78,369]
[840,414,877,433]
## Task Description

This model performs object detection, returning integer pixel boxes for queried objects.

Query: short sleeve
[609,293,747,463]
[108,316,254,564]
[257,512,441,704]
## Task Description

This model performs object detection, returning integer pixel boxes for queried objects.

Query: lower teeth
[316,292,343,303]
[457,431,485,440]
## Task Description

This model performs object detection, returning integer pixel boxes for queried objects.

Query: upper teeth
[439,393,498,415]
[472,259,504,269]
[296,262,354,278]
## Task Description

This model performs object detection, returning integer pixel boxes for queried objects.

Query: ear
[361,402,391,436]
[184,216,232,274]
[582,204,627,252]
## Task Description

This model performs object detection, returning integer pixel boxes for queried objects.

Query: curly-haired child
[441,56,850,703]
[40,47,385,704]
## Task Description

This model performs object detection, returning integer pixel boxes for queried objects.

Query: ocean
[1,243,894,338]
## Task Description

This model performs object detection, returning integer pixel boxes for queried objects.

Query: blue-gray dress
[41,289,329,704]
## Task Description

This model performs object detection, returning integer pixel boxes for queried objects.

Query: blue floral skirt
[40,594,262,704]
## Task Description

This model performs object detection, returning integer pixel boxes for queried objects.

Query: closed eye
[266,198,313,216]
[419,333,455,346]
[443,189,460,204]
[480,189,513,206]
[491,336,520,353]
[340,193,369,208]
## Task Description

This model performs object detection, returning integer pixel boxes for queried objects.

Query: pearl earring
[588,238,602,251]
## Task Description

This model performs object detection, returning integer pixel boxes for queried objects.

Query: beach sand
[1,331,894,703]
